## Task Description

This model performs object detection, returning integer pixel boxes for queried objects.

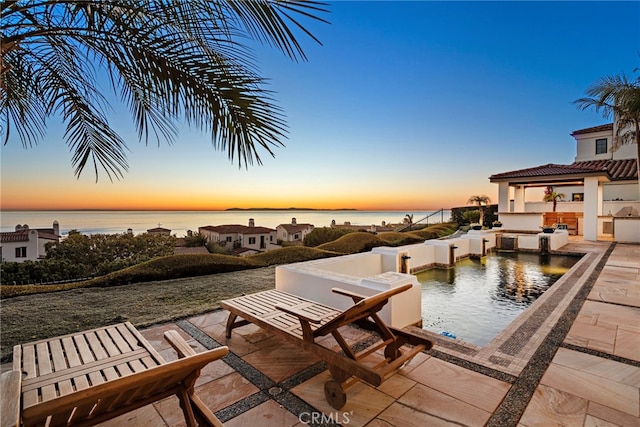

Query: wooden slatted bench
[1,322,228,427]
[220,285,433,409]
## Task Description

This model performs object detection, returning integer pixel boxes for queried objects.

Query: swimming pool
[416,252,580,346]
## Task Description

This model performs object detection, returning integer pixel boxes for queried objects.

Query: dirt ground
[0,266,276,362]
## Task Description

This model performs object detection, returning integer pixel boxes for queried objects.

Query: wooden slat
[48,340,75,397]
[47,409,74,427]
[85,332,109,360]
[21,349,151,392]
[61,336,91,392]
[128,359,147,373]
[21,345,36,378]
[114,362,133,377]
[20,345,39,408]
[1,371,21,427]
[96,329,120,357]
[61,337,81,368]
[35,342,52,376]
[102,366,120,382]
[105,326,133,354]
[48,340,68,372]
[118,323,141,348]
[12,345,22,372]
[67,401,97,424]
[124,322,165,365]
[73,334,96,365]
[34,342,57,403]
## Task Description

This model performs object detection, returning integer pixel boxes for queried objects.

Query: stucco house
[276,218,314,243]
[489,123,639,242]
[146,226,172,236]
[198,219,279,252]
[0,221,61,262]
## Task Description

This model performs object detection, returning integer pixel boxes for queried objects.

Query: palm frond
[1,0,329,180]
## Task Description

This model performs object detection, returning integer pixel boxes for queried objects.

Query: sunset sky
[1,1,639,211]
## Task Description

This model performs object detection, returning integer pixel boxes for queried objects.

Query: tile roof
[570,123,613,136]
[0,231,30,243]
[489,159,637,181]
[0,229,59,243]
[199,224,275,234]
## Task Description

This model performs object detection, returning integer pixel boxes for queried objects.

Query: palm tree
[574,71,640,185]
[543,186,565,212]
[1,0,328,181]
[467,195,491,226]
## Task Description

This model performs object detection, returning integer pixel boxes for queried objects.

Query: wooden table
[12,322,166,425]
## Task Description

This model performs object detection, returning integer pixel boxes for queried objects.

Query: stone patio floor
[12,240,640,426]
[99,240,639,426]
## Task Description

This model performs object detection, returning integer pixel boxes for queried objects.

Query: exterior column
[514,185,526,212]
[498,182,510,212]
[583,177,600,241]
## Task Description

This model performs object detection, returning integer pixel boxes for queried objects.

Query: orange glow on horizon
[1,176,488,211]
[0,193,464,211]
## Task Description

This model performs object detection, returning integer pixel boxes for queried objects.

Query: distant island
[225,207,358,211]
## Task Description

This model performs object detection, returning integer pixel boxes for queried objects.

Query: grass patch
[86,254,264,287]
[0,267,277,362]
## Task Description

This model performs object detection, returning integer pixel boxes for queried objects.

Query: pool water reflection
[416,252,580,346]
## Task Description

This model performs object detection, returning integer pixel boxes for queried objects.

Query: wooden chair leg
[225,313,238,338]
[177,387,198,427]
[324,378,347,410]
[225,313,250,338]
[190,394,224,427]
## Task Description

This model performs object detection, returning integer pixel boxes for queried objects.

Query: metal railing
[397,209,448,232]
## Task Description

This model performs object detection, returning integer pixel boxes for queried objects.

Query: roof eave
[489,171,611,185]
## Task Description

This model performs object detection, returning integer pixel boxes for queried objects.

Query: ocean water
[0,210,451,237]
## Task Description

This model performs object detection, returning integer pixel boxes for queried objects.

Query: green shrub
[82,254,264,287]
[303,227,355,247]
[462,210,481,224]
[183,232,208,247]
[377,231,425,246]
[410,222,458,239]
[248,246,340,265]
[316,232,384,254]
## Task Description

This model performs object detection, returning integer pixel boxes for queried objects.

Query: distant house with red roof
[489,122,639,242]
[276,218,314,243]
[0,221,61,262]
[198,219,279,253]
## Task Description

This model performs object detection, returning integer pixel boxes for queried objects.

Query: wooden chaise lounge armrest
[332,287,368,302]
[276,304,323,324]
[1,370,21,427]
[164,330,229,360]
[332,284,413,304]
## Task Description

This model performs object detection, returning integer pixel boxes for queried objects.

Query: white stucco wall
[614,217,640,243]
[573,126,637,162]
[496,213,543,231]
[1,230,41,263]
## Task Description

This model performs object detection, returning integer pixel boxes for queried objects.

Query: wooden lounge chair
[1,323,228,427]
[220,284,433,409]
